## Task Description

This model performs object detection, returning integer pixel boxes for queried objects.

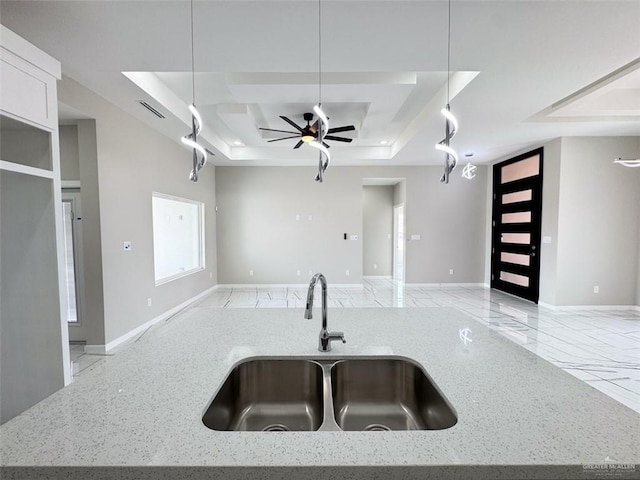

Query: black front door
[491,148,544,303]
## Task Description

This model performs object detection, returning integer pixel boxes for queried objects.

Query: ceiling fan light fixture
[301,135,315,143]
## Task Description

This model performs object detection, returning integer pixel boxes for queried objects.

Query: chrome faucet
[304,273,346,352]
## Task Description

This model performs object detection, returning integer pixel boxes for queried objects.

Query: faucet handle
[330,331,346,343]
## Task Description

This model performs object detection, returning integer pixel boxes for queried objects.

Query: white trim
[0,160,54,179]
[537,301,557,310]
[154,267,205,286]
[406,283,489,288]
[538,303,640,312]
[0,25,61,79]
[97,286,217,353]
[61,180,81,189]
[216,283,365,290]
[84,344,106,355]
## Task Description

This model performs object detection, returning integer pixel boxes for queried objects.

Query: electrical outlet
[123,241,132,251]
[209,272,213,279]
[345,269,350,276]
[249,270,254,276]
[297,270,301,276]
[308,270,313,276]
[295,214,300,221]
[147,298,152,307]
[593,286,599,294]
[373,263,378,269]
[308,215,313,221]
[349,234,358,241]
[449,269,454,275]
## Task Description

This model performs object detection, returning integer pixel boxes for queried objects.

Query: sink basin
[202,359,324,431]
[331,358,457,431]
[202,356,456,432]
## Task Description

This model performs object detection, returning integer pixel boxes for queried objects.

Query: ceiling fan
[259,112,355,149]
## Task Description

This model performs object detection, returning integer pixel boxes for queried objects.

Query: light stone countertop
[1,307,639,480]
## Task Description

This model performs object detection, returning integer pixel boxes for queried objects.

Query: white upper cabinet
[0,25,61,130]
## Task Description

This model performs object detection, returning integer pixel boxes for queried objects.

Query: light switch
[410,234,421,241]
[543,236,552,244]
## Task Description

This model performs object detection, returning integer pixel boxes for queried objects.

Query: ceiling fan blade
[324,135,353,143]
[280,116,304,133]
[327,125,356,134]
[293,140,304,149]
[310,120,319,134]
[267,136,301,143]
[259,128,300,135]
[323,142,330,149]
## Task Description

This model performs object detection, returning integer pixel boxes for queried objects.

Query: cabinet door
[1,48,59,130]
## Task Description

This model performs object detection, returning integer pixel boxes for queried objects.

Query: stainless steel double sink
[202,357,457,432]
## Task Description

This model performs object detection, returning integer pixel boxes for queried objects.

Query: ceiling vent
[137,100,165,119]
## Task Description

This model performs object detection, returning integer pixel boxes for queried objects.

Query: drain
[363,424,391,432]
[262,424,290,432]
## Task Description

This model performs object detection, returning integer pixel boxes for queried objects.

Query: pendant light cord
[318,0,322,104]
[446,0,451,104]
[190,0,196,104]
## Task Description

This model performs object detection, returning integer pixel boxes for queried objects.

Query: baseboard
[100,286,217,353]
[216,283,364,290]
[363,275,393,279]
[538,302,639,312]
[537,301,556,310]
[84,344,106,355]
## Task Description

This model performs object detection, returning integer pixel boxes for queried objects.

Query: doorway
[490,148,544,303]
[61,191,85,343]
[393,203,406,283]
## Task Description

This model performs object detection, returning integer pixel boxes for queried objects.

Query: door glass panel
[501,155,539,184]
[502,190,532,204]
[502,211,532,224]
[500,271,529,287]
[501,252,530,266]
[501,233,531,244]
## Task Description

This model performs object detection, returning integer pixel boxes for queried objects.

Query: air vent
[137,101,165,119]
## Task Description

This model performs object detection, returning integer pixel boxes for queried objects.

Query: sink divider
[316,359,342,432]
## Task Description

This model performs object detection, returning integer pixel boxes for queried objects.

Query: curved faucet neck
[305,273,328,330]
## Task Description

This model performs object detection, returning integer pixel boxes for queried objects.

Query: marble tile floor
[69,277,640,413]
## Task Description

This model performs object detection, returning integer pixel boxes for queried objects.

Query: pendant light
[309,0,330,183]
[435,0,474,182]
[181,0,208,182]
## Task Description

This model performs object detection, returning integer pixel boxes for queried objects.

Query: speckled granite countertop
[1,307,638,480]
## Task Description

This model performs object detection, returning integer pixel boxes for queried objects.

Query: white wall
[363,186,394,276]
[555,137,640,306]
[216,165,488,285]
[58,76,217,346]
[59,125,80,181]
[539,138,562,306]
[637,237,640,306]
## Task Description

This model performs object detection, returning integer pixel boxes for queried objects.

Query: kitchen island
[1,307,638,479]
